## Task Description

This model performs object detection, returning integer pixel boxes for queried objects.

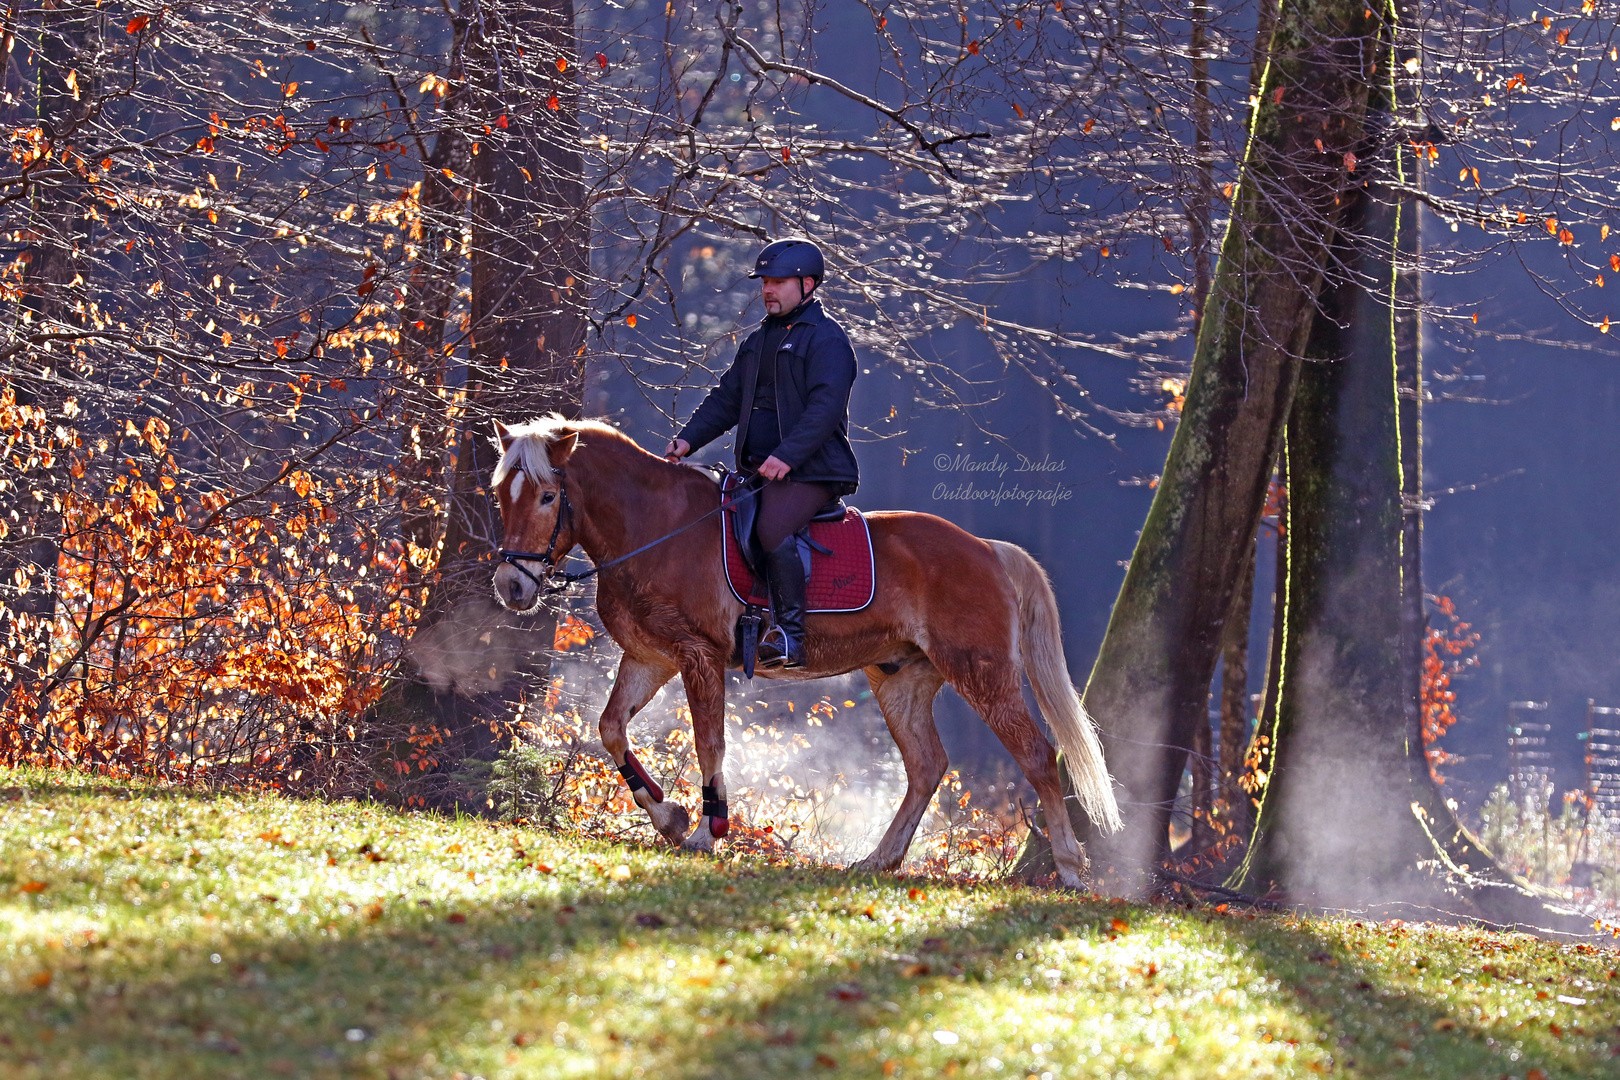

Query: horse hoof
[1054,869,1089,892]
[650,802,690,844]
[680,826,715,853]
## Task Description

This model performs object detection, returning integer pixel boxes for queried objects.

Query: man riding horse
[663,239,858,671]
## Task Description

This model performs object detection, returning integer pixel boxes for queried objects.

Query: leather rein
[498,466,760,597]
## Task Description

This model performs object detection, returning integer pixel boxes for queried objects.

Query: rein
[499,467,760,596]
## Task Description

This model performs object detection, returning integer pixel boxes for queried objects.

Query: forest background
[2,0,1618,893]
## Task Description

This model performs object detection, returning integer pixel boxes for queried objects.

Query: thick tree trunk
[1233,182,1431,902]
[1024,0,1388,893]
[1,4,99,727]
[1230,15,1586,930]
[400,0,589,770]
[398,16,472,575]
[431,0,587,619]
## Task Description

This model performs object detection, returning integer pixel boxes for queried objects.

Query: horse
[488,415,1121,887]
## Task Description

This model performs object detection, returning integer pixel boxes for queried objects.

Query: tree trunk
[400,0,590,772]
[1023,0,1389,893]
[1233,180,1430,902]
[1214,546,1256,839]
[1,3,99,728]
[398,15,473,576]
[1230,14,1586,930]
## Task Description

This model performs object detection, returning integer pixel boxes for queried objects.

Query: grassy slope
[1,768,1616,1080]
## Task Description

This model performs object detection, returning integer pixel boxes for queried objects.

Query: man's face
[761,275,810,315]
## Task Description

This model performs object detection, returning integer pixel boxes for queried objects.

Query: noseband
[498,466,761,597]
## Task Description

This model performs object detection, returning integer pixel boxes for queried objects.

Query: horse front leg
[678,654,730,853]
[599,655,689,843]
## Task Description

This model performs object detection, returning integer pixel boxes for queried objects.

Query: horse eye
[540,492,556,505]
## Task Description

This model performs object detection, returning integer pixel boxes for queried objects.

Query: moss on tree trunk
[1019,0,1389,891]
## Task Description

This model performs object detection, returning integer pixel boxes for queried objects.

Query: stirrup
[755,625,804,669]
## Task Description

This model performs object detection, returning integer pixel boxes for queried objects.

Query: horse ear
[549,430,580,468]
[492,419,514,451]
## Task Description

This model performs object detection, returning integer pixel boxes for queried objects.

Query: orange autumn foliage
[0,397,413,783]
[1421,595,1481,784]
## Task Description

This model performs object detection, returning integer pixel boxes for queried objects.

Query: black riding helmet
[748,238,825,281]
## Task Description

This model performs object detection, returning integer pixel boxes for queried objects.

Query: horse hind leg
[599,656,689,843]
[678,653,730,854]
[850,660,948,874]
[946,661,1090,889]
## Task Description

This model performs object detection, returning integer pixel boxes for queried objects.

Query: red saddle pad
[722,505,875,613]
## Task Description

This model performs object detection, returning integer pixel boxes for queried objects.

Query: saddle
[714,470,875,674]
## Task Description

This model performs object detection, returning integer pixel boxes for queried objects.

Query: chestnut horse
[489,416,1120,887]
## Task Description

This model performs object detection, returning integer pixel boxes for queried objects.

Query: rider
[664,239,859,669]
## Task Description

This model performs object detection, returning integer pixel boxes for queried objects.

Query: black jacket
[676,299,860,494]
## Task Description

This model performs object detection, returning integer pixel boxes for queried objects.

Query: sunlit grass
[1,766,1616,1079]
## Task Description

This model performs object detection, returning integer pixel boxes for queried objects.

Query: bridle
[498,467,761,597]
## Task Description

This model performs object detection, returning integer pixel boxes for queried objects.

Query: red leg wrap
[710,816,729,839]
[619,750,664,803]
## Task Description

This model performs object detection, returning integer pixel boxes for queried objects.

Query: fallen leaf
[19,881,47,894]
[829,982,866,1001]
[447,912,467,924]
[635,913,666,928]
[29,971,51,989]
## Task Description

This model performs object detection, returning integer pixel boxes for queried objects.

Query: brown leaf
[828,982,866,1002]
[635,913,666,928]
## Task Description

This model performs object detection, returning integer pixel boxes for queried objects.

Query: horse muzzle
[493,555,549,613]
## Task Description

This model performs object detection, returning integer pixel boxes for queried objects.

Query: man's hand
[664,438,691,462]
[757,455,792,481]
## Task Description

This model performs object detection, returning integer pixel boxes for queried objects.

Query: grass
[1,767,1617,1079]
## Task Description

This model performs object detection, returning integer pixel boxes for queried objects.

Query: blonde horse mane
[489,415,623,489]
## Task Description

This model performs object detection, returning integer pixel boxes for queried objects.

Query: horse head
[491,416,582,613]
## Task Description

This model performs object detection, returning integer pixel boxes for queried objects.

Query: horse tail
[989,540,1123,834]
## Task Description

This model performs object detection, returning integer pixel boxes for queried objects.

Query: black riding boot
[756,536,808,669]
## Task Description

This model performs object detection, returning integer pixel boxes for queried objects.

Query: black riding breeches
[755,479,833,551]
